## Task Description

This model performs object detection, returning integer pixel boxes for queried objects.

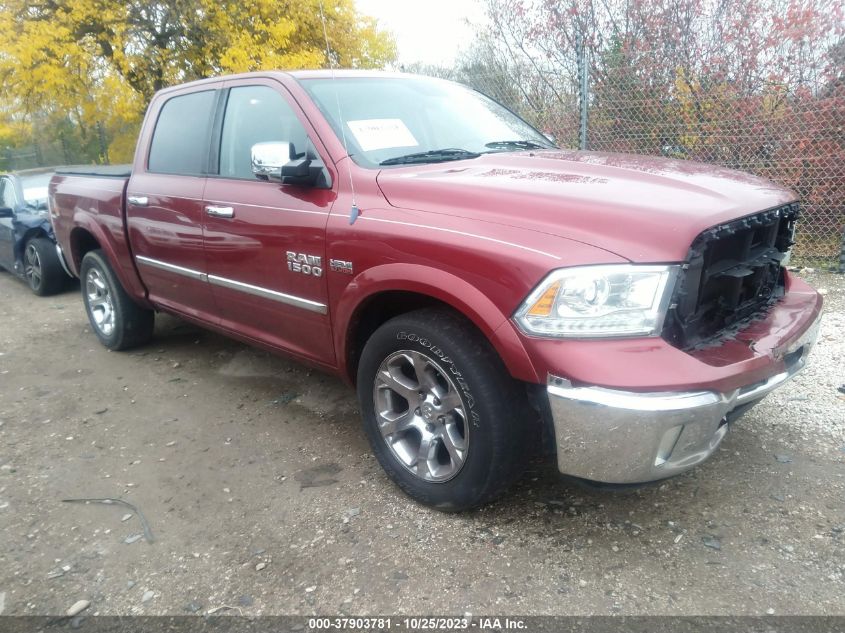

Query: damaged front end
[11,212,56,273]
[539,201,823,484]
[663,203,800,350]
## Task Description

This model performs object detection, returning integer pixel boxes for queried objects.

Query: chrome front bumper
[547,315,821,483]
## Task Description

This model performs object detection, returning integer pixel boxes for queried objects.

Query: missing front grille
[663,203,799,350]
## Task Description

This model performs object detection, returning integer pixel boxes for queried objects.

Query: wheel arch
[69,225,102,274]
[14,227,50,262]
[336,263,539,386]
[66,221,150,308]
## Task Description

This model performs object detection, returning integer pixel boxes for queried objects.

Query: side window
[148,90,216,175]
[0,178,16,209]
[219,85,309,180]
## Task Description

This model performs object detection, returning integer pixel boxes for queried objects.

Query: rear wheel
[357,308,528,511]
[24,237,65,296]
[80,249,154,350]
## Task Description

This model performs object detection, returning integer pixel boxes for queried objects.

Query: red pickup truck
[50,70,823,510]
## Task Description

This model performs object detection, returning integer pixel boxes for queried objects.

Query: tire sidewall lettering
[397,330,479,424]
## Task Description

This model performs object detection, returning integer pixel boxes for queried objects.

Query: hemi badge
[330,259,353,274]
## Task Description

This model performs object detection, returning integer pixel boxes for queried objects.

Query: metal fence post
[839,226,845,273]
[577,27,588,151]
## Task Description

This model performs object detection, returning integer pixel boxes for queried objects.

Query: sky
[354,0,486,67]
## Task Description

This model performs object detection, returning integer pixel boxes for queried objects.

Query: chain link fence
[445,63,845,271]
[3,62,843,270]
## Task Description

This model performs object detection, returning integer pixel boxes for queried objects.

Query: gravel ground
[0,269,843,617]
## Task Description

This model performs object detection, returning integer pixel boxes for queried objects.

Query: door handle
[206,205,235,218]
[127,195,148,206]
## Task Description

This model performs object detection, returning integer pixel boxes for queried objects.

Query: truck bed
[49,170,149,304]
[54,165,132,179]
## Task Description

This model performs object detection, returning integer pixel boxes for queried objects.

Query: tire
[24,237,66,296]
[357,308,528,511]
[80,249,154,350]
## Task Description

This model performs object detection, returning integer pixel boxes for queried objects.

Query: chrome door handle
[206,205,235,218]
[127,195,148,206]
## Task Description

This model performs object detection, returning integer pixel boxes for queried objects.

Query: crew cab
[49,71,823,510]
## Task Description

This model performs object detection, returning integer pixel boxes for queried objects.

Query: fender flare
[69,215,150,306]
[334,263,539,384]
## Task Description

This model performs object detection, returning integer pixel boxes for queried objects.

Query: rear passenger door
[202,78,336,366]
[126,87,220,322]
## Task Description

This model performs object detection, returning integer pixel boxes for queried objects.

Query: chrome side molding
[135,255,327,314]
[207,274,327,314]
[135,255,207,282]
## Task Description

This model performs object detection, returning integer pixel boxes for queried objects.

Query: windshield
[301,76,555,167]
[20,173,52,210]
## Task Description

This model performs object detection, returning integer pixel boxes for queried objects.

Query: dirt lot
[0,269,843,617]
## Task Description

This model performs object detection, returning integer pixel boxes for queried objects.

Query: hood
[375,150,797,262]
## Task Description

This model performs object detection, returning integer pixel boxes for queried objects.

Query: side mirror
[0,207,13,218]
[250,141,329,188]
[251,141,294,181]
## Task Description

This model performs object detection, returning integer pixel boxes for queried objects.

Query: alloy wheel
[85,267,115,336]
[24,243,42,290]
[373,350,470,482]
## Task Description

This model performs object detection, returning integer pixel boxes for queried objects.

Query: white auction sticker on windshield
[347,119,418,152]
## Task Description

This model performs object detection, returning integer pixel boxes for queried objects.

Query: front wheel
[357,308,529,511]
[80,249,154,350]
[24,237,66,296]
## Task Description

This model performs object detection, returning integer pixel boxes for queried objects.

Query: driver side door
[202,78,337,367]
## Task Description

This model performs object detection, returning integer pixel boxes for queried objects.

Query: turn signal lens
[526,281,560,317]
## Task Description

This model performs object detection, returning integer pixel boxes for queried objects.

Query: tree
[0,0,396,163]
[472,0,844,261]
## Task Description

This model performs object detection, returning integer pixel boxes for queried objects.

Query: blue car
[0,170,72,295]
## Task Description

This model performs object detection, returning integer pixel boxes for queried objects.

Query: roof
[154,69,441,96]
[286,69,420,80]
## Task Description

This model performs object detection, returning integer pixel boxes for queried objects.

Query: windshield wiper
[380,148,481,166]
[484,140,551,152]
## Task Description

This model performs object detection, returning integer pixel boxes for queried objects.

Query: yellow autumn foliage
[0,0,395,164]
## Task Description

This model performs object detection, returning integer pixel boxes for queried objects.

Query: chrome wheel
[373,350,469,482]
[24,243,42,289]
[85,268,115,336]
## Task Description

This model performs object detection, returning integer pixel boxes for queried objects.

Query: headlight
[514,264,678,338]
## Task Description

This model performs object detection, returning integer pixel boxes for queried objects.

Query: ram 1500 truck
[50,71,823,510]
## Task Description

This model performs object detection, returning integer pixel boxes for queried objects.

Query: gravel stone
[0,270,842,616]
[66,600,90,617]
[702,536,722,550]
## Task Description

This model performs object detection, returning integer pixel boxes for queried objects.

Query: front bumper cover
[547,310,821,483]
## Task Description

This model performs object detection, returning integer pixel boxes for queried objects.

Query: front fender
[12,215,53,262]
[334,262,539,384]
